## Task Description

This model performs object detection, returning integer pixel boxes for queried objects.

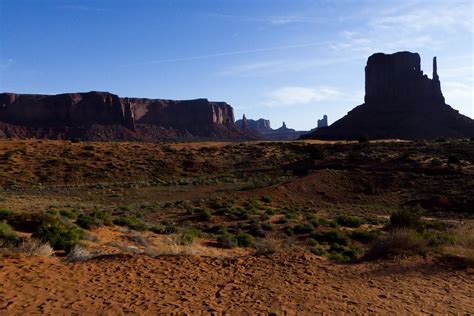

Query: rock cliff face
[303,51,474,140]
[0,91,249,141]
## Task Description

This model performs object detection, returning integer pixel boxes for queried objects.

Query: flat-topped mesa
[127,98,235,130]
[0,91,135,129]
[0,91,246,140]
[364,51,444,105]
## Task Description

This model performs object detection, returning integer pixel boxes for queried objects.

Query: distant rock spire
[242,114,248,128]
[282,121,286,128]
[433,56,439,81]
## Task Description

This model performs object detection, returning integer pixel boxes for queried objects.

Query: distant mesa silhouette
[303,51,474,140]
[236,116,307,140]
[0,91,256,141]
[235,115,272,133]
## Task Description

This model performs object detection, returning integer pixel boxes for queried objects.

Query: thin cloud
[262,86,344,107]
[0,59,14,70]
[56,5,111,12]
[207,13,324,26]
[217,55,363,76]
[122,41,331,67]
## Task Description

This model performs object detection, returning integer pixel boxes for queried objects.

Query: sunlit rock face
[0,91,249,141]
[303,51,474,140]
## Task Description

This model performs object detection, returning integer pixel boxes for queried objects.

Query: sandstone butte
[303,51,474,140]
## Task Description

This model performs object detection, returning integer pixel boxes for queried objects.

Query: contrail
[122,41,330,67]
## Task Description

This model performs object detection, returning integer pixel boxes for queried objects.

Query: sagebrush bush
[149,224,177,234]
[389,209,421,229]
[235,232,254,247]
[0,220,17,243]
[113,216,147,231]
[292,223,314,235]
[177,228,200,245]
[216,233,237,249]
[32,221,84,251]
[365,229,427,259]
[76,214,103,229]
[309,245,326,256]
[336,215,364,228]
[254,238,280,255]
[310,230,350,246]
[350,229,379,243]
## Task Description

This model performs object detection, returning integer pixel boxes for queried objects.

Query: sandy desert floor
[1,251,473,315]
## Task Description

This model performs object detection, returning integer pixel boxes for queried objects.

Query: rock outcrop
[0,91,252,141]
[235,116,272,133]
[303,51,474,140]
[317,115,328,128]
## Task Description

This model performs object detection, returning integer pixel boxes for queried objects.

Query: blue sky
[0,0,472,130]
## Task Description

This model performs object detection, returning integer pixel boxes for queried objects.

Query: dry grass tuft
[441,223,474,268]
[365,228,428,259]
[65,245,92,262]
[254,238,281,256]
[16,239,54,257]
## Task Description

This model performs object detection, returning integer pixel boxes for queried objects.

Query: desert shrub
[248,223,266,238]
[65,245,91,262]
[292,223,314,235]
[0,220,18,243]
[0,209,14,221]
[309,245,326,256]
[310,230,349,246]
[306,238,319,247]
[261,222,274,231]
[365,229,427,259]
[235,232,254,247]
[308,146,326,160]
[129,232,149,247]
[336,215,364,228]
[329,243,361,261]
[283,225,294,236]
[59,210,78,219]
[149,224,177,234]
[113,216,147,231]
[76,214,103,229]
[350,229,379,243]
[260,195,272,203]
[76,211,113,229]
[441,223,474,268]
[305,213,321,227]
[389,209,421,229]
[422,230,456,247]
[254,238,280,255]
[8,212,56,233]
[196,208,212,221]
[16,239,54,256]
[32,221,84,251]
[177,228,200,245]
[216,233,237,249]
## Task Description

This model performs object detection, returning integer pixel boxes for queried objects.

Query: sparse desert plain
[0,138,473,314]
